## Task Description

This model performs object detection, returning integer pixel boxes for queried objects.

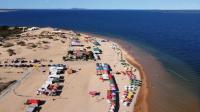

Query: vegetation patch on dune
[0,26,23,40]
[17,41,26,46]
[0,80,17,93]
[26,42,38,49]
[3,42,14,48]
[7,49,16,56]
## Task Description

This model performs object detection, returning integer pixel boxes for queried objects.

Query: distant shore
[0,9,16,12]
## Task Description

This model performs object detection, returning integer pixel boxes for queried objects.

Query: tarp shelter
[26,99,40,105]
[45,78,53,84]
[109,79,115,84]
[49,66,65,74]
[93,53,99,60]
[93,41,100,46]
[107,90,112,100]
[48,75,61,79]
[102,74,109,80]
[127,92,134,99]
[27,27,39,31]
[26,105,38,112]
[93,47,102,54]
[71,40,83,46]
[108,74,113,79]
[52,30,62,34]
[41,83,49,89]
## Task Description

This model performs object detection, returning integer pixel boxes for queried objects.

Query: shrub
[61,40,65,43]
[17,41,26,46]
[7,49,16,56]
[88,51,94,59]
[0,26,23,38]
[48,36,53,39]
[53,38,59,41]
[42,40,49,44]
[27,43,37,49]
[3,42,14,48]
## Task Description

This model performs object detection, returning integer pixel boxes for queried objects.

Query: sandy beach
[82,33,149,112]
[0,27,146,112]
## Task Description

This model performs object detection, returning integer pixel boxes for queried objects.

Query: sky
[0,0,200,9]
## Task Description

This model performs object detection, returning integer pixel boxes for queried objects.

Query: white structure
[52,30,62,34]
[27,27,39,31]
[102,74,109,80]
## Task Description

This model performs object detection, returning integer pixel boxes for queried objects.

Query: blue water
[0,10,200,112]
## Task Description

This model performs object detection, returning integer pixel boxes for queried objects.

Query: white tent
[48,75,61,79]
[46,78,53,84]
[102,74,109,80]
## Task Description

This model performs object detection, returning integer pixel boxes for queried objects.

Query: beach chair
[25,105,38,112]
[88,91,100,97]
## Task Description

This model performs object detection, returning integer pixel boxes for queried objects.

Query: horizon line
[1,8,200,11]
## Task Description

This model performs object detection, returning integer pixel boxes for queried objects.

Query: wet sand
[110,39,200,112]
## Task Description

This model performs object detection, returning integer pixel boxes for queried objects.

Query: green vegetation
[0,80,17,92]
[3,42,14,48]
[7,49,16,56]
[17,41,26,46]
[0,26,23,41]
[27,43,38,49]
[42,40,50,44]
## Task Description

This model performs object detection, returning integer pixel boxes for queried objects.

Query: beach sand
[0,27,146,112]
[83,33,149,112]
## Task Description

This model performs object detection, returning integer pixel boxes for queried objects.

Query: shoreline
[80,32,149,112]
[122,49,149,112]
[103,39,149,112]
